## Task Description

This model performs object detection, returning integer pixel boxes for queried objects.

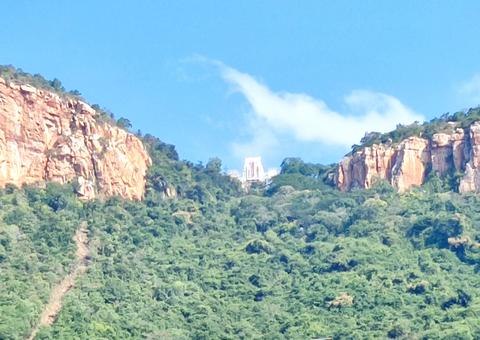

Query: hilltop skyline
[2,1,480,171]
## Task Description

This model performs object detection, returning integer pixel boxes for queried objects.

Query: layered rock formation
[336,122,480,193]
[0,77,151,199]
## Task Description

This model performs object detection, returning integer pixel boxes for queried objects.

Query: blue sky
[2,1,480,171]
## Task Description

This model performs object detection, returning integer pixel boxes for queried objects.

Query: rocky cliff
[0,77,151,200]
[336,122,480,193]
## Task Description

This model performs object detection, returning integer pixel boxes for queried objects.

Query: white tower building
[242,156,265,182]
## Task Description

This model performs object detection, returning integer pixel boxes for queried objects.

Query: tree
[49,78,65,91]
[116,117,132,130]
[206,157,222,174]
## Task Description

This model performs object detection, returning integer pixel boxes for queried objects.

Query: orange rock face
[458,122,480,193]
[0,77,151,199]
[391,137,430,192]
[337,137,429,192]
[336,125,480,193]
[336,144,396,191]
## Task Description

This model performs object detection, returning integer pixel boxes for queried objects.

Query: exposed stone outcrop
[0,77,151,199]
[337,137,429,192]
[328,292,354,308]
[458,123,480,193]
[447,236,471,248]
[336,122,480,194]
[391,137,430,192]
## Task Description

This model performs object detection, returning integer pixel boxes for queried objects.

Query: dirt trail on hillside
[28,222,90,340]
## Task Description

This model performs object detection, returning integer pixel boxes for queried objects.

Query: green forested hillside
[2,137,480,339]
[1,68,480,338]
[0,184,83,338]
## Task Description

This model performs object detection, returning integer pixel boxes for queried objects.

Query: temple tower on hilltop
[242,156,265,183]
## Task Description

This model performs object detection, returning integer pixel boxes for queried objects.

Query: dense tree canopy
[2,67,480,338]
[2,143,480,339]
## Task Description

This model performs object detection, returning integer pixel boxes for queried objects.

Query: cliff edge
[0,77,151,199]
[335,121,480,193]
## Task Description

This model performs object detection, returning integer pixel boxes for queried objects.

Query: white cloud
[458,74,480,107]
[231,116,279,158]
[218,64,424,157]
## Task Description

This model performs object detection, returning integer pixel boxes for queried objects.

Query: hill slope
[3,171,480,339]
[2,68,480,339]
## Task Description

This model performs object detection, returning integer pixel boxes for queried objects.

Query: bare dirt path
[28,222,90,340]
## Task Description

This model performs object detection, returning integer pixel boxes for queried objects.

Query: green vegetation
[2,68,480,338]
[0,65,80,98]
[0,184,83,338]
[0,65,129,131]
[2,140,480,339]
